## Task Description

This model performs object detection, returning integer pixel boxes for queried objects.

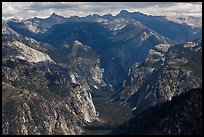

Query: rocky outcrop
[115,39,202,115]
[4,40,55,63]
[2,23,98,135]
[2,82,83,135]
[47,40,107,90]
[69,58,106,90]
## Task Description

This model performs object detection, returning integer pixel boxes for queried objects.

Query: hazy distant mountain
[115,10,201,42]
[8,12,67,34]
[8,10,201,43]
[166,16,202,28]
[28,12,68,29]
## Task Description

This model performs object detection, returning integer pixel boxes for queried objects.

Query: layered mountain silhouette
[2,10,202,135]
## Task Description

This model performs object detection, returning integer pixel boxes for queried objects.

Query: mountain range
[2,10,202,135]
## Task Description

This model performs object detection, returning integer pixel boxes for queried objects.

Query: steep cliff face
[2,22,98,135]
[2,82,83,135]
[115,39,202,115]
[68,41,107,90]
[47,40,107,90]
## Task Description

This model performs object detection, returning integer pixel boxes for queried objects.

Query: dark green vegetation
[83,89,133,135]
[112,88,202,135]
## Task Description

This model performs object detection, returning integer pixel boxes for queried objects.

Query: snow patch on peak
[93,85,98,89]
[114,24,126,30]
[74,40,83,46]
[106,18,129,31]
[94,18,108,23]
[132,107,137,111]
[140,31,150,41]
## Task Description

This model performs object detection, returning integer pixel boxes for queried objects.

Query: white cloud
[2,2,202,20]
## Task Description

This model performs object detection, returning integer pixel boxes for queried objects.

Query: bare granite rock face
[2,22,98,135]
[47,40,107,90]
[68,72,99,123]
[115,39,202,115]
[2,82,83,135]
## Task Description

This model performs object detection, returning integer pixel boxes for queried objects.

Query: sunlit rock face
[68,72,98,123]
[114,39,202,115]
[2,23,98,135]
[67,40,107,90]
[7,41,55,63]
[2,82,84,135]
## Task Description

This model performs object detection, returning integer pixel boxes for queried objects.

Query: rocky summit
[2,8,202,135]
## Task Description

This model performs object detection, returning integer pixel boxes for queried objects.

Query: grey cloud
[27,2,79,10]
[2,2,202,20]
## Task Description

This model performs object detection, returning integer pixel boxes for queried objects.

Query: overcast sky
[2,2,202,20]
